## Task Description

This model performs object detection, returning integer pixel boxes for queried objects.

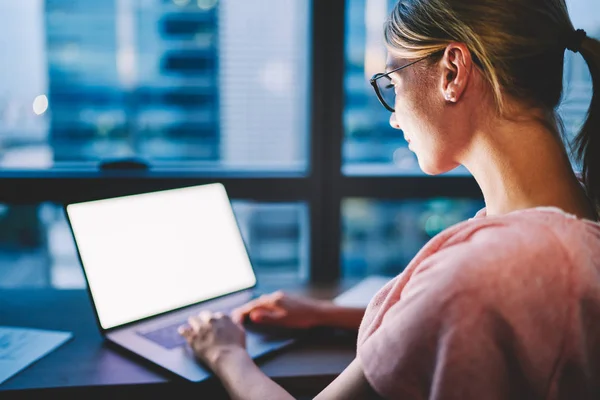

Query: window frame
[0,0,482,284]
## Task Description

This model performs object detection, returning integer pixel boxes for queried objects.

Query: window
[0,202,308,289]
[0,0,310,172]
[342,198,484,277]
[2,0,596,289]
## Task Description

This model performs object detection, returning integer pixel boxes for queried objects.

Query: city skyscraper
[45,0,220,162]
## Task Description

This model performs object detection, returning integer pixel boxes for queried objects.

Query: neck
[460,114,595,220]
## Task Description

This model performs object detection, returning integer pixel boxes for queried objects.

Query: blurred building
[45,0,220,162]
[218,0,309,170]
[0,1,49,165]
[342,198,485,277]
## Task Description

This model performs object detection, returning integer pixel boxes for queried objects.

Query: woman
[179,0,600,398]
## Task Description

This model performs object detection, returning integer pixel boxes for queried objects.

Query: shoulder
[415,207,570,261]
[409,210,579,302]
[365,207,599,335]
[440,207,600,268]
[356,209,600,398]
[362,210,581,349]
[429,207,594,266]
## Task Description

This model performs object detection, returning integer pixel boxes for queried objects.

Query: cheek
[392,72,464,174]
[394,79,439,134]
[398,97,462,172]
[395,96,439,147]
[413,124,465,175]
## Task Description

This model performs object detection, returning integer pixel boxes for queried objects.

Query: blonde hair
[384,0,600,214]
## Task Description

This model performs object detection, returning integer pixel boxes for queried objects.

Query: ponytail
[573,36,600,217]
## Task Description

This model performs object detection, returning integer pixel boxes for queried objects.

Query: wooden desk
[0,285,358,399]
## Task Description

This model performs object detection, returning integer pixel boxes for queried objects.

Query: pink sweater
[357,207,600,399]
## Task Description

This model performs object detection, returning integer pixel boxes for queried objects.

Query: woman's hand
[230,291,329,329]
[178,311,246,370]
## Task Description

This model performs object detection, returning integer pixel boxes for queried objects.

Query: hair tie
[566,29,587,53]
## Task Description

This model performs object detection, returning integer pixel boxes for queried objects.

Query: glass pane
[0,0,310,173]
[343,0,599,175]
[342,198,485,278]
[0,201,308,289]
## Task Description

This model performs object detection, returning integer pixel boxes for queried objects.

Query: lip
[404,134,411,143]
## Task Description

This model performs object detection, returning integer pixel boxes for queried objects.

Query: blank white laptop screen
[66,183,257,330]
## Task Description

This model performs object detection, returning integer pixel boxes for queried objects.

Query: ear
[439,43,473,103]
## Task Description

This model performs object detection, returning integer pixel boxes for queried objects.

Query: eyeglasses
[370,55,431,113]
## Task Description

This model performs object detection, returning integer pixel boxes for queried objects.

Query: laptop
[64,183,298,382]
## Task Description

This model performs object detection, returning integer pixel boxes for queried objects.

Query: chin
[416,156,459,176]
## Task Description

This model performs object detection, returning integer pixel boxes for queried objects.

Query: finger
[213,311,224,319]
[231,293,281,323]
[233,317,246,330]
[198,310,212,323]
[242,305,277,322]
[178,325,192,338]
[188,315,203,331]
[230,309,244,324]
[250,308,286,324]
[271,291,286,306]
[231,301,264,323]
[230,308,245,324]
[235,298,265,314]
[248,293,279,308]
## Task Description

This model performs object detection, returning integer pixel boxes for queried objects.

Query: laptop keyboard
[138,303,240,350]
[138,320,191,350]
[138,312,299,350]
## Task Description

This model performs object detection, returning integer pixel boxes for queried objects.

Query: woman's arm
[231,291,366,331]
[316,303,366,330]
[213,348,379,400]
[180,312,380,400]
[212,346,294,400]
[315,358,382,399]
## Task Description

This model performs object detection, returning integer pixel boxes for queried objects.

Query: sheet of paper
[333,275,392,308]
[0,326,72,385]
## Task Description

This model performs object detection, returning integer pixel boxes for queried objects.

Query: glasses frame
[369,55,432,113]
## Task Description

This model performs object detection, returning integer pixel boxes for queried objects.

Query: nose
[389,113,401,130]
